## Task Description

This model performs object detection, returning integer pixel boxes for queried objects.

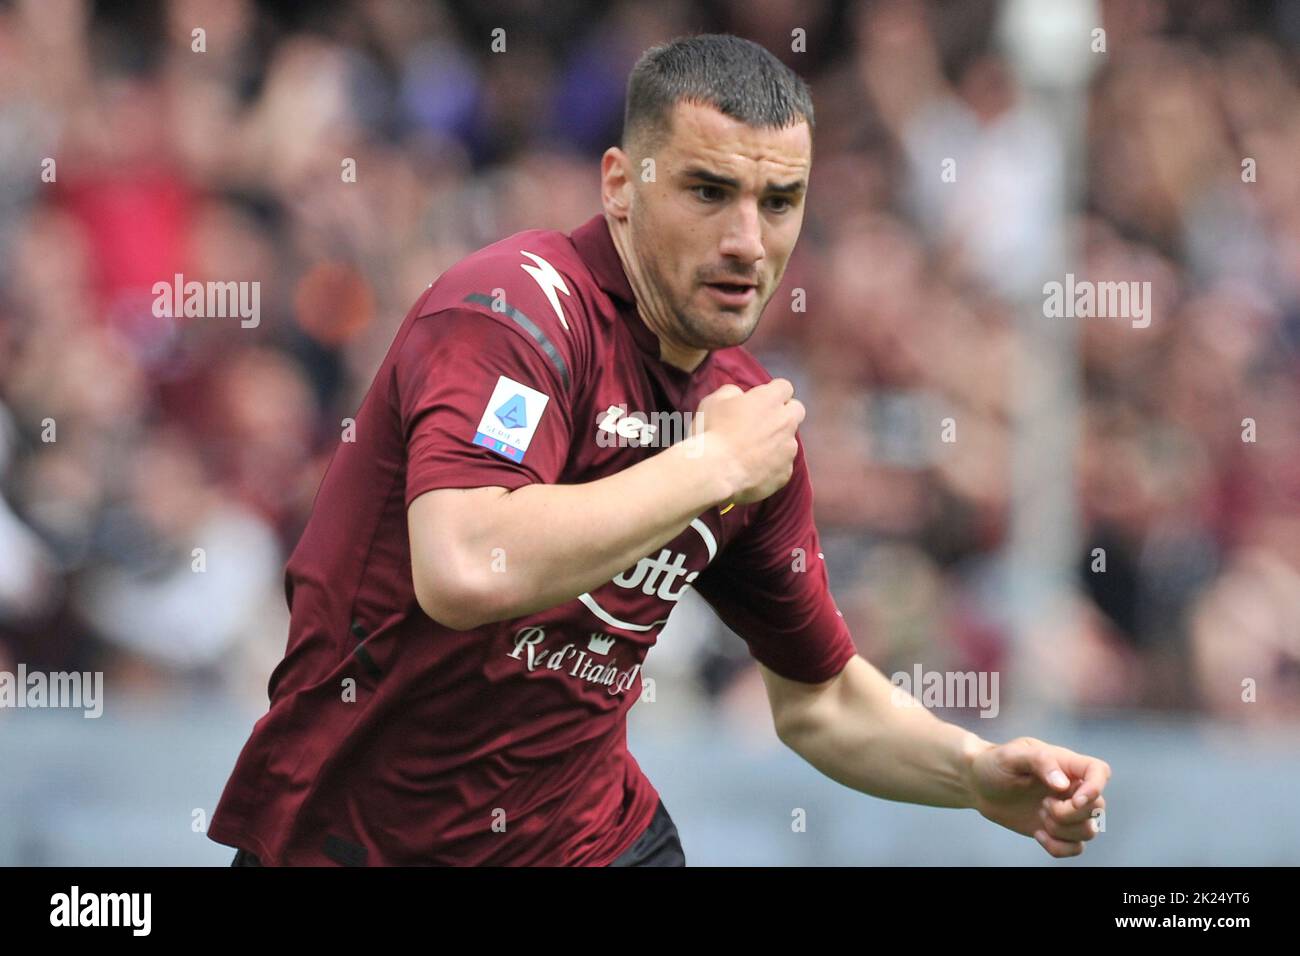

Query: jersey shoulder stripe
[417,228,596,394]
[459,290,570,390]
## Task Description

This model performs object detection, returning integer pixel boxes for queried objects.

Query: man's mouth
[702,280,758,307]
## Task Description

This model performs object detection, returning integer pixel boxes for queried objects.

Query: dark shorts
[606,798,686,867]
[229,798,685,867]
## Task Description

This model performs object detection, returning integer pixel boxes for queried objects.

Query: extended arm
[761,655,1112,857]
[762,655,994,808]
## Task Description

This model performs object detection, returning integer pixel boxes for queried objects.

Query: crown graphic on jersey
[587,633,615,655]
[495,394,527,429]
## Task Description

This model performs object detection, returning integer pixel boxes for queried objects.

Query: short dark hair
[622,34,815,157]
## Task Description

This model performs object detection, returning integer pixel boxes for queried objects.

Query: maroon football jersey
[207,214,857,865]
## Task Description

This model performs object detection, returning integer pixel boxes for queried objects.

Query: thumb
[707,383,743,401]
[1003,738,1072,792]
[694,384,743,431]
[1030,750,1072,792]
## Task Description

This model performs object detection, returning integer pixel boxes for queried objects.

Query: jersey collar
[571,213,635,307]
[570,213,715,381]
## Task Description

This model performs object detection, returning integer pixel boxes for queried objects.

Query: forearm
[462,434,735,622]
[778,656,997,809]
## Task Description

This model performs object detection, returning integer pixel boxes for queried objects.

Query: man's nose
[718,199,765,264]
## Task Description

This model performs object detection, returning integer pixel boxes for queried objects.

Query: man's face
[625,101,811,351]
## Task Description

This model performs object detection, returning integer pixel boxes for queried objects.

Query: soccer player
[210,33,1110,867]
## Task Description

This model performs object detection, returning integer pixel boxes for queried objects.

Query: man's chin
[688,311,760,350]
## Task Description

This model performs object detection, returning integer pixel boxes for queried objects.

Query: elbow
[771,704,807,749]
[412,558,512,632]
[408,487,522,631]
[773,683,850,751]
[414,590,483,632]
[773,715,806,751]
[774,706,835,756]
[416,554,527,634]
[765,668,849,749]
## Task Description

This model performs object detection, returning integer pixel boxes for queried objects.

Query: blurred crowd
[0,0,1297,722]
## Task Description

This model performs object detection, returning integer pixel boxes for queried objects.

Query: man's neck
[606,214,708,374]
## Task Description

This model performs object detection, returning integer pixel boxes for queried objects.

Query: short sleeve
[394,308,574,508]
[690,436,858,684]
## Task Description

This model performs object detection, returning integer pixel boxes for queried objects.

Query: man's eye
[691,184,724,202]
[765,196,794,213]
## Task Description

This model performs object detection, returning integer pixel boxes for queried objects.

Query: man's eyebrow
[680,166,806,194]
[766,179,807,194]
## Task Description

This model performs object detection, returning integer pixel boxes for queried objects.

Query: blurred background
[1,0,1298,865]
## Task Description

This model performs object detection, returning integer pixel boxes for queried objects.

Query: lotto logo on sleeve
[473,376,551,463]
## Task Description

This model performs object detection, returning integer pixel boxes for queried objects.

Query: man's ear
[601,147,633,220]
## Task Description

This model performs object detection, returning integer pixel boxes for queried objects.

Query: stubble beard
[634,228,764,352]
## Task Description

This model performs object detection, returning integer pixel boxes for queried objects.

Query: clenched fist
[689,378,805,507]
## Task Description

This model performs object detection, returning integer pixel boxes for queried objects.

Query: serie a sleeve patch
[472,375,551,463]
